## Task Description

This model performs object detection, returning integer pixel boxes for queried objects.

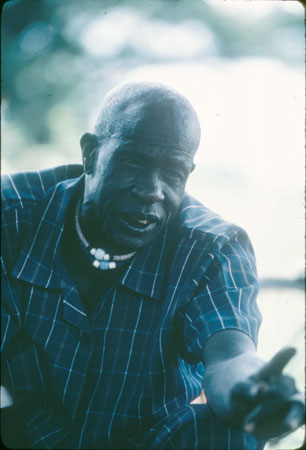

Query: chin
[112,233,155,253]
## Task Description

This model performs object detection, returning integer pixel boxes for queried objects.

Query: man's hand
[230,347,305,440]
[202,330,305,441]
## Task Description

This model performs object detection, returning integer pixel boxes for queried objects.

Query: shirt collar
[117,226,171,300]
[11,174,208,301]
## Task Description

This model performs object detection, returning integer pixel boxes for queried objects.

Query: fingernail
[244,422,255,433]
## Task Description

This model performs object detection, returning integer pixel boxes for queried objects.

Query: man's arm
[202,329,305,440]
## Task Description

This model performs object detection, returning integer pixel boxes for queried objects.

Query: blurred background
[2,0,305,447]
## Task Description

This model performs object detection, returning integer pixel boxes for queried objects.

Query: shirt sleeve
[1,180,36,355]
[177,229,262,365]
[1,209,23,355]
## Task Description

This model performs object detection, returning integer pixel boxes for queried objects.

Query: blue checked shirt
[1,165,261,449]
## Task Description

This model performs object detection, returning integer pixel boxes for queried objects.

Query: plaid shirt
[1,165,261,449]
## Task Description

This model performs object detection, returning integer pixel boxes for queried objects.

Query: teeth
[131,216,148,225]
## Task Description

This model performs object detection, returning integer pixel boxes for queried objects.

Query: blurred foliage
[1,0,304,166]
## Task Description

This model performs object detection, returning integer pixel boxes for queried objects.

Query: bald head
[93,82,201,154]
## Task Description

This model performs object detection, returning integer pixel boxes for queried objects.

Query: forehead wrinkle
[107,128,197,153]
[113,139,193,163]
[109,135,196,157]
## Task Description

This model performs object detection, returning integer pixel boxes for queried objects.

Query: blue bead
[99,261,111,270]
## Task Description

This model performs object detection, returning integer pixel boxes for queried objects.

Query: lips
[118,211,160,234]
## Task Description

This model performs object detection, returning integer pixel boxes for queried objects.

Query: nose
[132,171,165,203]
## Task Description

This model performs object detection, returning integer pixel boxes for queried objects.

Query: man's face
[81,105,198,253]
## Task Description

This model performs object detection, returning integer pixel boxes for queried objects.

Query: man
[1,82,304,449]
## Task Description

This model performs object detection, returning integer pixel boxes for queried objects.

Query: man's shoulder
[177,193,241,240]
[1,164,83,272]
[2,164,83,209]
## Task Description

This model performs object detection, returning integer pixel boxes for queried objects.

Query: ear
[80,132,99,175]
[190,162,196,173]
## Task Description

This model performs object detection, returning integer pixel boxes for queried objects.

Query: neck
[75,197,136,271]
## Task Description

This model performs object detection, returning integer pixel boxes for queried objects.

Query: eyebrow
[119,147,191,171]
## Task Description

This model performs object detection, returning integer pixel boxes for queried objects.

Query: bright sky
[206,0,304,17]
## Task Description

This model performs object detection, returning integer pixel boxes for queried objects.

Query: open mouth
[118,212,159,233]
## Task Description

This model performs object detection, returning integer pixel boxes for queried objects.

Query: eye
[164,169,185,182]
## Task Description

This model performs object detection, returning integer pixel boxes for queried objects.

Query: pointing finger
[254,347,296,382]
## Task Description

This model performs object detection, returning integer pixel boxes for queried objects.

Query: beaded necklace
[74,197,136,270]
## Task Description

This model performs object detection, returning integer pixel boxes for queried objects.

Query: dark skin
[80,133,195,253]
[36,83,306,441]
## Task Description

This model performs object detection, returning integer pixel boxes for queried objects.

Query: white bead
[93,260,100,268]
[90,248,97,256]
[103,254,110,261]
[109,262,116,269]
[95,248,105,260]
